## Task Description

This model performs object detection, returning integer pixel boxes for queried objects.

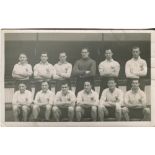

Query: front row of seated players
[12,79,150,122]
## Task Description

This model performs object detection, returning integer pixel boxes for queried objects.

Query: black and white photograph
[1,29,154,126]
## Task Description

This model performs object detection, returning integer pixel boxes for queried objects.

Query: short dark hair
[84,81,92,85]
[107,77,116,83]
[132,46,140,51]
[41,81,49,85]
[61,81,69,87]
[105,49,113,54]
[59,52,67,56]
[81,48,89,52]
[41,51,48,55]
[19,53,27,57]
[131,78,139,83]
[18,82,27,87]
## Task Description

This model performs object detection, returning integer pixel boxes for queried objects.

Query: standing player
[33,52,55,95]
[76,81,99,121]
[122,79,150,121]
[12,53,33,91]
[98,78,123,121]
[72,48,96,96]
[98,49,120,98]
[125,46,147,90]
[53,52,72,93]
[32,81,55,121]
[12,82,33,121]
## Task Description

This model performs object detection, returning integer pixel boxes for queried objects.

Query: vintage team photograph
[1,29,154,126]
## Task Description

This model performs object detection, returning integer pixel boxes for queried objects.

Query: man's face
[84,82,91,93]
[105,50,113,60]
[41,54,48,63]
[132,80,139,90]
[107,80,116,90]
[19,54,27,63]
[41,82,49,92]
[59,53,67,62]
[81,49,89,59]
[61,84,69,94]
[19,83,26,93]
[132,48,140,59]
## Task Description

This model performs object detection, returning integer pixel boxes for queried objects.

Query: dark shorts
[104,106,116,118]
[129,107,144,119]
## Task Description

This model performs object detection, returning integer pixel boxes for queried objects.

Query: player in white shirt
[53,52,72,93]
[12,83,33,121]
[33,52,54,96]
[32,81,55,121]
[98,78,123,121]
[122,79,150,121]
[76,81,99,121]
[98,49,120,98]
[12,53,33,91]
[125,46,147,90]
[52,82,76,121]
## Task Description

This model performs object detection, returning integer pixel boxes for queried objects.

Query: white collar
[105,58,114,62]
[132,56,141,61]
[58,61,68,65]
[84,89,93,95]
[40,61,49,65]
[41,90,50,94]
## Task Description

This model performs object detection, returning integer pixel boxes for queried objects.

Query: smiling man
[76,81,99,121]
[12,82,33,121]
[53,52,72,93]
[72,48,96,96]
[98,49,120,98]
[125,46,147,90]
[32,81,55,121]
[12,53,33,91]
[98,78,123,121]
[33,52,55,96]
[52,81,76,122]
[122,79,150,121]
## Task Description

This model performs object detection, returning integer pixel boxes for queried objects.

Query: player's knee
[98,105,102,109]
[91,106,97,112]
[122,107,128,113]
[116,104,121,111]
[22,105,28,111]
[12,105,19,111]
[143,108,150,115]
[46,104,52,111]
[68,106,74,112]
[33,104,39,110]
[98,105,103,112]
[76,106,81,112]
[121,107,128,113]
[52,106,58,112]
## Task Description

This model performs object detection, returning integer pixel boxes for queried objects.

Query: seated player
[12,82,33,121]
[52,82,76,122]
[122,79,150,121]
[75,81,99,121]
[12,53,33,91]
[32,81,55,121]
[98,78,123,121]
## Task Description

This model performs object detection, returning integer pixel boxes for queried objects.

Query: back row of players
[11,47,150,121]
